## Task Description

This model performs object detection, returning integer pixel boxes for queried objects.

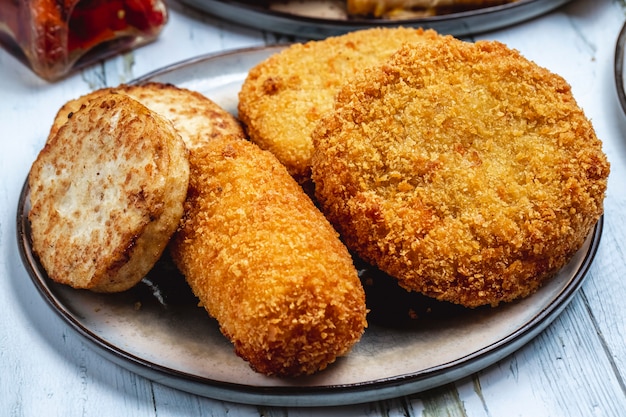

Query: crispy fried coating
[170,135,367,376]
[238,27,447,184]
[312,37,609,307]
[29,93,189,292]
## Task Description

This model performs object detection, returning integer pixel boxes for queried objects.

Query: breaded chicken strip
[170,135,367,377]
[238,27,447,185]
[312,37,609,307]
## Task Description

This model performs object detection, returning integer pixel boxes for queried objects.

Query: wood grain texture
[1,0,625,415]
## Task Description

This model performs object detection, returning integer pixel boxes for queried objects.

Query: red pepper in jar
[0,0,167,80]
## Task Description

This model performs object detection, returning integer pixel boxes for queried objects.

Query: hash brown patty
[116,82,246,150]
[312,37,609,307]
[49,82,245,149]
[29,93,190,292]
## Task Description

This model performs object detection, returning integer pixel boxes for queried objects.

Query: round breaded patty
[29,93,190,292]
[238,27,447,184]
[312,37,610,307]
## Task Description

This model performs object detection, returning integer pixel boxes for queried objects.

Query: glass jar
[0,0,168,81]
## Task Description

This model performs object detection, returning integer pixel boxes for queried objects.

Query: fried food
[312,36,609,308]
[28,93,190,292]
[238,27,447,184]
[38,81,365,376]
[49,82,245,149]
[48,87,113,140]
[170,135,367,376]
[116,83,246,149]
[347,0,516,18]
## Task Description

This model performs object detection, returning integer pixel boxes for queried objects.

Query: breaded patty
[29,93,190,292]
[312,37,609,307]
[49,82,245,149]
[170,136,367,377]
[238,27,447,184]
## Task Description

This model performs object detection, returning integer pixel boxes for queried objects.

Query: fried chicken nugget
[238,27,447,184]
[312,36,609,308]
[170,135,367,377]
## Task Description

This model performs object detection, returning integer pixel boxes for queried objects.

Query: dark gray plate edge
[130,44,290,85]
[614,20,626,115]
[178,0,572,38]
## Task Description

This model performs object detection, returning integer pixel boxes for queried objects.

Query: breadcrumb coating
[170,136,367,376]
[312,36,609,307]
[238,27,447,184]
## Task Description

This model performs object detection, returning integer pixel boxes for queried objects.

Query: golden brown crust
[29,93,189,292]
[170,135,367,376]
[347,0,516,17]
[238,27,447,184]
[312,37,609,307]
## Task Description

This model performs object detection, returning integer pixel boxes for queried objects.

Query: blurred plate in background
[177,0,572,38]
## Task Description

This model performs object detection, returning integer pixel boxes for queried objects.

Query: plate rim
[613,20,626,115]
[16,45,604,407]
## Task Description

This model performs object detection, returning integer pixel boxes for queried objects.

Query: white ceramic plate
[17,45,603,407]
[177,0,572,38]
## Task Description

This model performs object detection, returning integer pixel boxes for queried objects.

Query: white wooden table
[1,0,625,415]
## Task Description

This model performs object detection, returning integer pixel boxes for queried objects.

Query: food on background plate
[253,0,518,20]
[311,35,609,308]
[170,135,368,377]
[238,27,447,187]
[347,0,518,18]
[28,93,189,292]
